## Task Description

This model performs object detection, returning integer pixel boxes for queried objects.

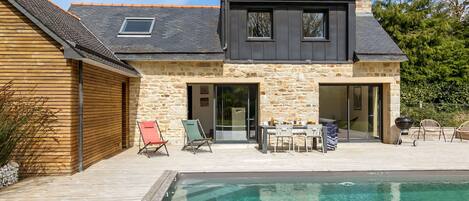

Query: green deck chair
[181,120,213,154]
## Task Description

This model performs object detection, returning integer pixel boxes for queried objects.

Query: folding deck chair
[137,121,169,157]
[181,120,212,154]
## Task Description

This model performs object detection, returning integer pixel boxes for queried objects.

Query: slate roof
[69,3,404,62]
[70,3,405,62]
[355,15,407,61]
[69,4,224,61]
[9,0,139,76]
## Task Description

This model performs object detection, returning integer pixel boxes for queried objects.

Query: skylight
[119,17,155,35]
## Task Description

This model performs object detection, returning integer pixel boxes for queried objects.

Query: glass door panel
[348,85,382,141]
[248,85,258,141]
[370,86,381,139]
[215,85,250,142]
[348,86,369,140]
[319,86,349,141]
[319,85,382,142]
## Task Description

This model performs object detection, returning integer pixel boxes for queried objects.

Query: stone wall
[128,61,224,145]
[356,0,372,13]
[128,61,400,145]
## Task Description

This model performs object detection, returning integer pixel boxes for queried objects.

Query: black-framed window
[247,11,272,39]
[119,17,155,35]
[302,11,327,39]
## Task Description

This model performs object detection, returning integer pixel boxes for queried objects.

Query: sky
[52,0,220,9]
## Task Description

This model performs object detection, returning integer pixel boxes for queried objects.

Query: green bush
[401,103,469,127]
[401,82,469,127]
[0,82,56,167]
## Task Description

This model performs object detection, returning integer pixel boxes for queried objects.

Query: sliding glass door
[215,84,258,142]
[319,84,382,142]
[319,86,349,141]
[348,85,382,141]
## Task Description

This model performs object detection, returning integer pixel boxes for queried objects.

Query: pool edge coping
[142,170,177,201]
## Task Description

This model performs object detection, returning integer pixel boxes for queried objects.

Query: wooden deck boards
[1,139,469,201]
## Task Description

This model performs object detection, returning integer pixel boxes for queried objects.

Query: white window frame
[119,17,155,35]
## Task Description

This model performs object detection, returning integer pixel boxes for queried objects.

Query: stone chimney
[356,0,372,14]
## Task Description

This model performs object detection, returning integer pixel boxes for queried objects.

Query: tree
[439,0,468,21]
[373,0,469,125]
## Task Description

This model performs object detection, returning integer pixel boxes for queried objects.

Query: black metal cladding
[225,0,356,63]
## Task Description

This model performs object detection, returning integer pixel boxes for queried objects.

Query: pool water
[164,171,469,201]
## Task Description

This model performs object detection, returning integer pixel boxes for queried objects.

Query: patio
[1,137,468,201]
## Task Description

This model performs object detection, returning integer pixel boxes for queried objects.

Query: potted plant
[0,82,56,188]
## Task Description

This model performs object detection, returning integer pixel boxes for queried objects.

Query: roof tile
[11,0,139,75]
[69,4,223,56]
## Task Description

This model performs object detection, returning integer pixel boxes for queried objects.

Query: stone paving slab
[0,139,468,201]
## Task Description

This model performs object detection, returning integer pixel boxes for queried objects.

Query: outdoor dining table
[259,125,328,154]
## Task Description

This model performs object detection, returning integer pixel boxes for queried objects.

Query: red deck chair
[137,121,169,157]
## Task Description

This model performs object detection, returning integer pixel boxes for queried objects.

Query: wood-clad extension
[0,0,78,175]
[0,0,130,175]
[82,63,129,169]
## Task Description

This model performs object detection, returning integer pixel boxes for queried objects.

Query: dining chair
[263,121,277,151]
[274,124,294,152]
[305,124,324,153]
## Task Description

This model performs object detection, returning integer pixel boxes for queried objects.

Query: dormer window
[247,11,272,39]
[302,11,327,40]
[119,17,155,35]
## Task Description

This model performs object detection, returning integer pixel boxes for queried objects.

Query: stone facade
[128,61,400,146]
[356,0,372,13]
[129,61,223,145]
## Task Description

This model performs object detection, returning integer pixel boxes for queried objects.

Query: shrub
[401,82,469,127]
[401,103,469,127]
[0,82,56,167]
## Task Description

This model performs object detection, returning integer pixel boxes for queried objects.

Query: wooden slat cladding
[82,63,128,169]
[0,1,77,175]
[1,1,131,175]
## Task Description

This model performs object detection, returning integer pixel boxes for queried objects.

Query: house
[1,0,406,175]
[69,0,406,144]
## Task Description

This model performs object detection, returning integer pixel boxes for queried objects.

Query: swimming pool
[161,171,469,201]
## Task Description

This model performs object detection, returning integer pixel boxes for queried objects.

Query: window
[302,11,327,39]
[248,11,272,39]
[119,18,155,35]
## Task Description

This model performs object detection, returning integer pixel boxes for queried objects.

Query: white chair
[305,124,324,152]
[263,121,277,151]
[274,124,294,152]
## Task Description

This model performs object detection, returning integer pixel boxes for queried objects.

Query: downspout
[78,61,84,172]
[222,0,228,51]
